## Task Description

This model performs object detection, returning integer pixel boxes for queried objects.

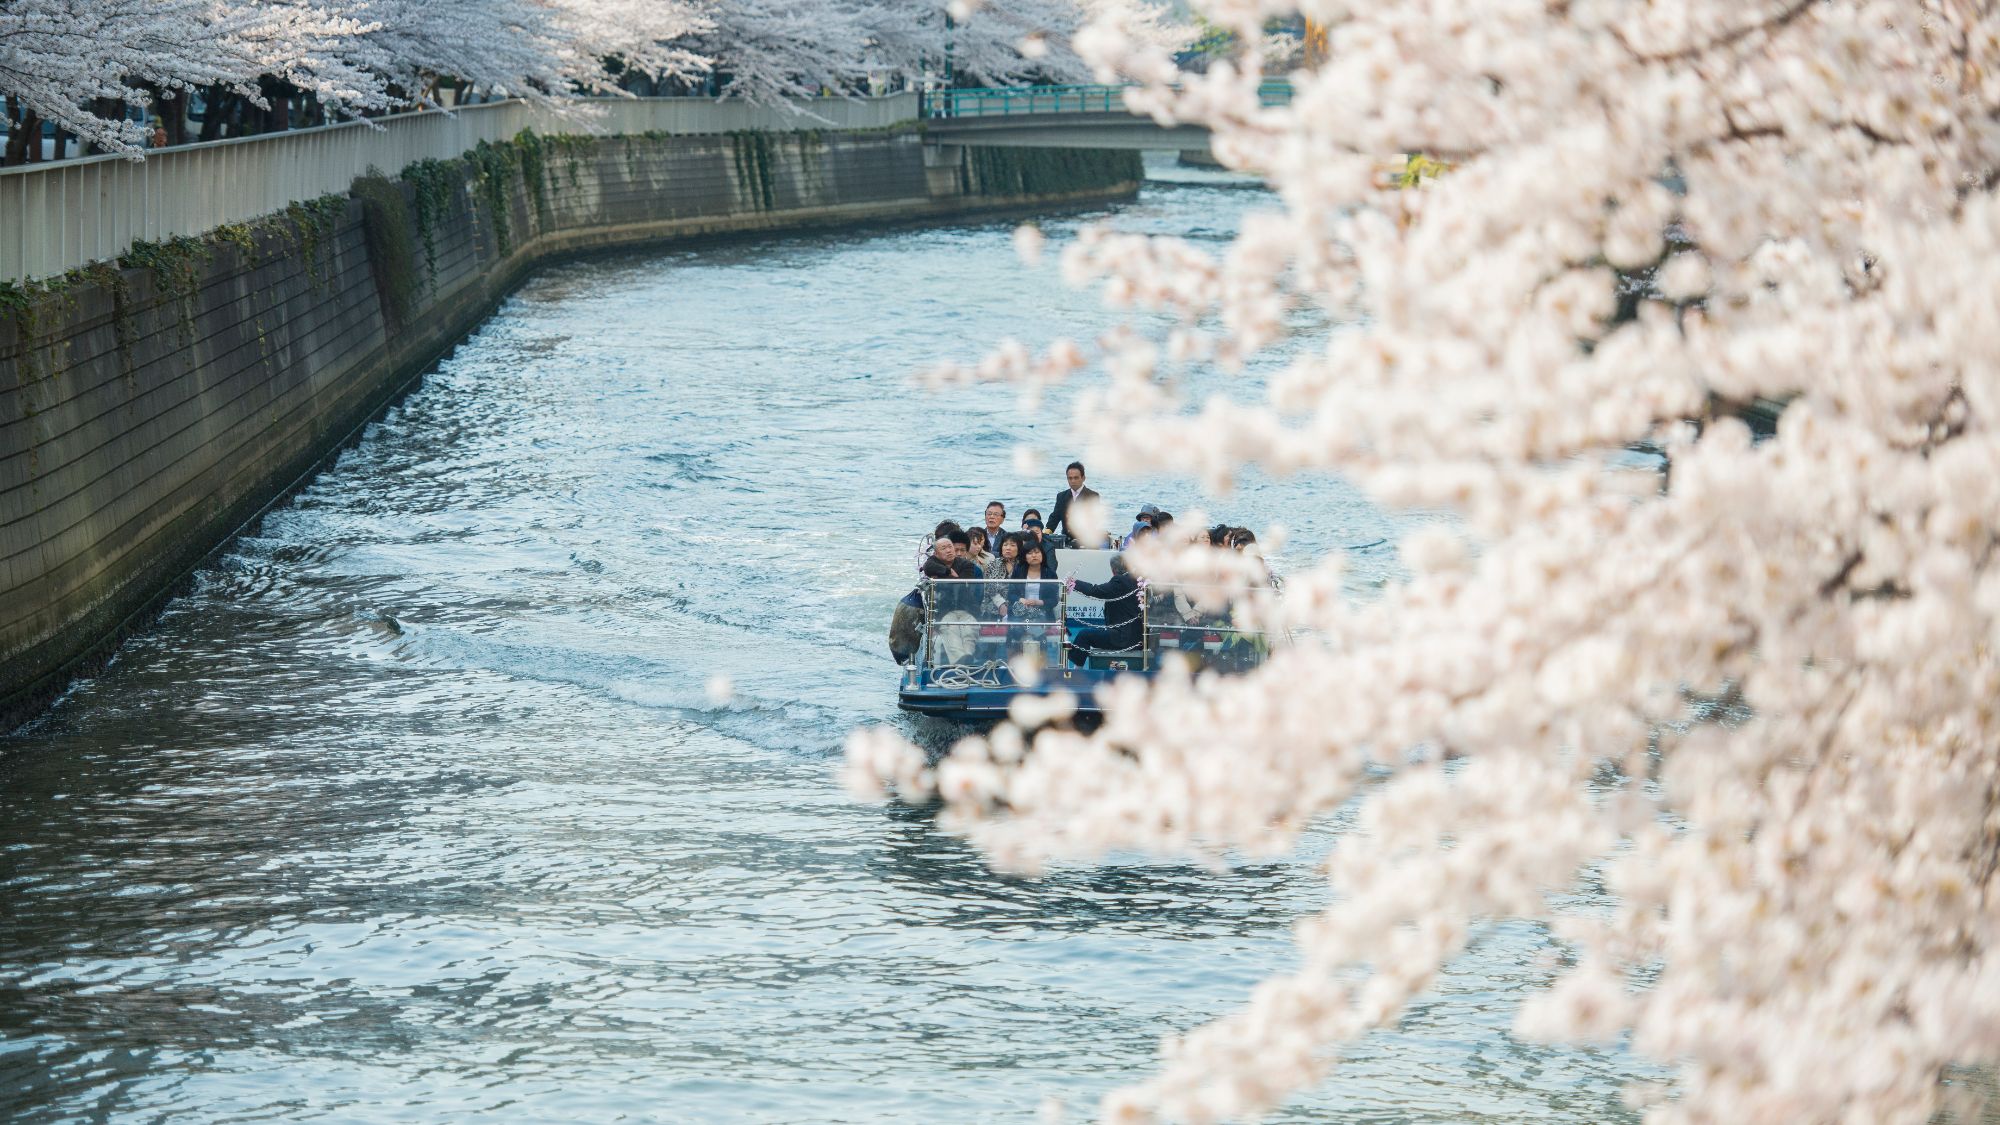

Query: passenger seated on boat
[1174,580,1232,626]
[1229,527,1281,589]
[1064,554,1144,664]
[962,524,1000,580]
[1018,512,1045,551]
[926,533,987,665]
[924,531,982,616]
[979,501,1008,556]
[987,534,1023,617]
[1009,539,1061,621]
[915,520,964,574]
[933,609,982,665]
[1119,504,1161,549]
[892,522,971,664]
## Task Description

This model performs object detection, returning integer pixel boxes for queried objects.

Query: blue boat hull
[896,665,1131,724]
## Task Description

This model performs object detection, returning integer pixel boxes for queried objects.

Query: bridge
[920,83,1290,151]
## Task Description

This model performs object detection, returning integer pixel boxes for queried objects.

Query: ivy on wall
[352,173,421,329]
[283,196,348,289]
[400,128,600,265]
[402,158,460,285]
[729,130,779,211]
[0,193,348,446]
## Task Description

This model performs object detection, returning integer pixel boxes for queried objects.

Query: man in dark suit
[1046,461,1101,545]
[1064,554,1144,663]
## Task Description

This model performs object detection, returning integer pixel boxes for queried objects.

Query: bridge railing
[1,93,919,287]
[925,84,1129,118]
[923,80,1293,119]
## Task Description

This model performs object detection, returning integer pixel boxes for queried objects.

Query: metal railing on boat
[912,578,1276,678]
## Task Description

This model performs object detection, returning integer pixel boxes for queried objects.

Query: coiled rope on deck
[928,661,1012,689]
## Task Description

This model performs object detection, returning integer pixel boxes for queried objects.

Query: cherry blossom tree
[935,0,1095,86]
[337,0,705,107]
[0,0,705,158]
[0,0,1166,159]
[687,0,1118,105]
[848,1,2000,1122]
[686,0,874,102]
[927,0,1192,87]
[0,0,387,157]
[548,0,710,97]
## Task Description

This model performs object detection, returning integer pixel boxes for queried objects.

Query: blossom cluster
[849,1,2000,1121]
[0,0,1193,155]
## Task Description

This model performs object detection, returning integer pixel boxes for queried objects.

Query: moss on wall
[283,195,348,289]
[353,174,421,330]
[401,158,460,286]
[0,279,63,388]
[729,130,779,210]
[965,146,1143,198]
[1,191,351,393]
[467,139,522,256]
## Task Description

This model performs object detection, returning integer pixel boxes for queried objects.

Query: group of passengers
[916,516,1063,622]
[888,460,1272,667]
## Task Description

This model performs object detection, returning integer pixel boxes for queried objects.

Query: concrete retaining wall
[0,130,1142,726]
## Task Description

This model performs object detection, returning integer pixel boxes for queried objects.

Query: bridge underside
[924,113,1211,151]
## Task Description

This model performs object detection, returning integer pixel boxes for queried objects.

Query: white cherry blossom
[850,2,2000,1121]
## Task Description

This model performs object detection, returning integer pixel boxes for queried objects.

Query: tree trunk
[22,108,42,163]
[198,86,227,141]
[163,88,189,145]
[258,76,288,134]
[3,98,21,166]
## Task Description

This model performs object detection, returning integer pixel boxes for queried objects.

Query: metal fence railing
[919,579,1069,684]
[0,93,920,287]
[922,80,1293,119]
[926,84,1130,117]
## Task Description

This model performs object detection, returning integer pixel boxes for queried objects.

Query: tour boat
[895,548,1272,724]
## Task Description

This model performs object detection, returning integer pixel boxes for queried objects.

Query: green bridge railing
[923,81,1293,119]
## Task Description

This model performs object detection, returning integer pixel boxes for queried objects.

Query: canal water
[0,161,1640,1121]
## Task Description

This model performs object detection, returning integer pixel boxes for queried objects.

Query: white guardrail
[0,93,920,287]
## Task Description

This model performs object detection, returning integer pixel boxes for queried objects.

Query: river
[0,160,1641,1122]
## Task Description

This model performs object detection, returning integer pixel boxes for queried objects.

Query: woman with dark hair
[988,533,1023,617]
[1009,538,1061,622]
[963,524,1000,579]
